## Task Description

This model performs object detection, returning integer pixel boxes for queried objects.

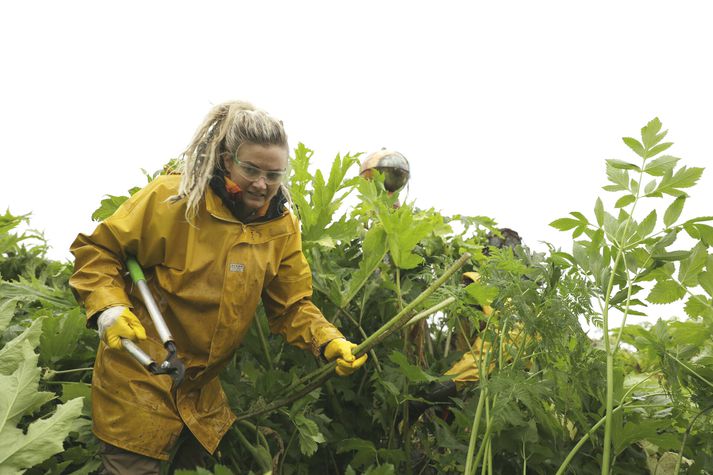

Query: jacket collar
[207,174,288,224]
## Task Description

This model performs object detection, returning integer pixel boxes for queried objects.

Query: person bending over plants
[69,100,367,474]
[408,229,529,423]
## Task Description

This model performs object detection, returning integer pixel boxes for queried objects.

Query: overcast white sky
[2,1,712,314]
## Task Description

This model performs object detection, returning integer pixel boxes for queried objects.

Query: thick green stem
[675,404,713,475]
[235,253,470,422]
[338,307,383,373]
[556,375,657,475]
[601,244,624,475]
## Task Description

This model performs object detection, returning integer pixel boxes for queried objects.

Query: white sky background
[1,1,712,328]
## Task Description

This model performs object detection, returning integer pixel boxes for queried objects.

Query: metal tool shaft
[126,257,173,344]
[121,339,154,367]
[135,279,173,344]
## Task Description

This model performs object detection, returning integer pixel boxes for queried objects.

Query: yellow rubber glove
[324,338,368,377]
[97,306,147,350]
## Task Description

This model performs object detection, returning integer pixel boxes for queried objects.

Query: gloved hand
[97,306,147,350]
[324,338,368,376]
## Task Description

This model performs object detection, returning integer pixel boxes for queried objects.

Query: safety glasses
[232,159,286,185]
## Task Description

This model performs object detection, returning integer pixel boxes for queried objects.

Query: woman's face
[223,142,289,213]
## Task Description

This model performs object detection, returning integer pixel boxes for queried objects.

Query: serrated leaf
[644,142,673,158]
[643,155,681,177]
[388,351,439,383]
[647,279,685,304]
[40,308,86,366]
[678,243,707,287]
[0,384,82,473]
[464,282,498,307]
[683,295,713,319]
[693,224,713,247]
[643,179,657,195]
[637,210,657,238]
[664,196,686,227]
[614,195,635,209]
[570,211,588,223]
[293,414,326,456]
[657,166,704,196]
[594,198,604,227]
[0,299,18,335]
[622,137,645,157]
[699,271,713,297]
[606,163,629,188]
[549,218,579,231]
[342,225,388,307]
[0,317,45,375]
[607,159,641,172]
[640,118,663,149]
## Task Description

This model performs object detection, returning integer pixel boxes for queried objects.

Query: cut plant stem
[235,253,471,422]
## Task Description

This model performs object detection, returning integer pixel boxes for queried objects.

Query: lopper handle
[121,338,155,367]
[126,257,146,283]
[125,256,174,345]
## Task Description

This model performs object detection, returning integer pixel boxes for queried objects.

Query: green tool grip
[126,257,146,283]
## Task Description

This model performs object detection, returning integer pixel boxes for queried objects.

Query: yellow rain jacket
[69,175,344,460]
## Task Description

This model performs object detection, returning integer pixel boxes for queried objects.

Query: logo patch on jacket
[229,263,245,272]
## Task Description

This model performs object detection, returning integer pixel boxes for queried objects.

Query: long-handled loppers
[120,257,185,390]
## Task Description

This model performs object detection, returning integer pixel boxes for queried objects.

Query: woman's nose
[253,176,268,189]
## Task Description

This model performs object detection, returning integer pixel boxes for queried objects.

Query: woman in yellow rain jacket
[69,101,367,473]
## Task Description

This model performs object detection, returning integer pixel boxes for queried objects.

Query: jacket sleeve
[69,179,174,325]
[262,217,344,356]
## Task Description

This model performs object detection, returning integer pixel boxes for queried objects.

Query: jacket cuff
[311,327,345,358]
[84,287,132,326]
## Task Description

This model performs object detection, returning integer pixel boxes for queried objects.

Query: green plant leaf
[622,137,645,158]
[549,218,579,231]
[606,159,641,172]
[40,308,87,366]
[614,195,635,208]
[342,225,388,307]
[699,271,713,297]
[644,142,673,159]
[612,419,671,455]
[0,317,44,375]
[364,464,396,475]
[647,279,685,304]
[663,196,686,227]
[0,299,18,335]
[293,414,326,457]
[337,438,377,469]
[643,179,657,195]
[640,118,664,149]
[657,166,704,196]
[693,224,713,247]
[464,282,498,307]
[594,198,604,227]
[643,155,681,177]
[637,210,657,239]
[684,295,713,319]
[606,163,630,189]
[388,351,439,383]
[652,250,690,262]
[678,243,708,287]
[0,350,82,472]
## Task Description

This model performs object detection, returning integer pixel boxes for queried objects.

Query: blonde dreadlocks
[170,100,289,223]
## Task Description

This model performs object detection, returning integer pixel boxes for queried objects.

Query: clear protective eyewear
[232,159,286,185]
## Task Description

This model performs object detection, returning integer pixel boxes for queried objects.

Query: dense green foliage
[0,120,711,474]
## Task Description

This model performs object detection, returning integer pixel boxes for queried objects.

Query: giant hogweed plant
[550,118,713,474]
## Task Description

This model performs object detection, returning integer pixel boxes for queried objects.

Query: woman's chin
[242,194,266,211]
